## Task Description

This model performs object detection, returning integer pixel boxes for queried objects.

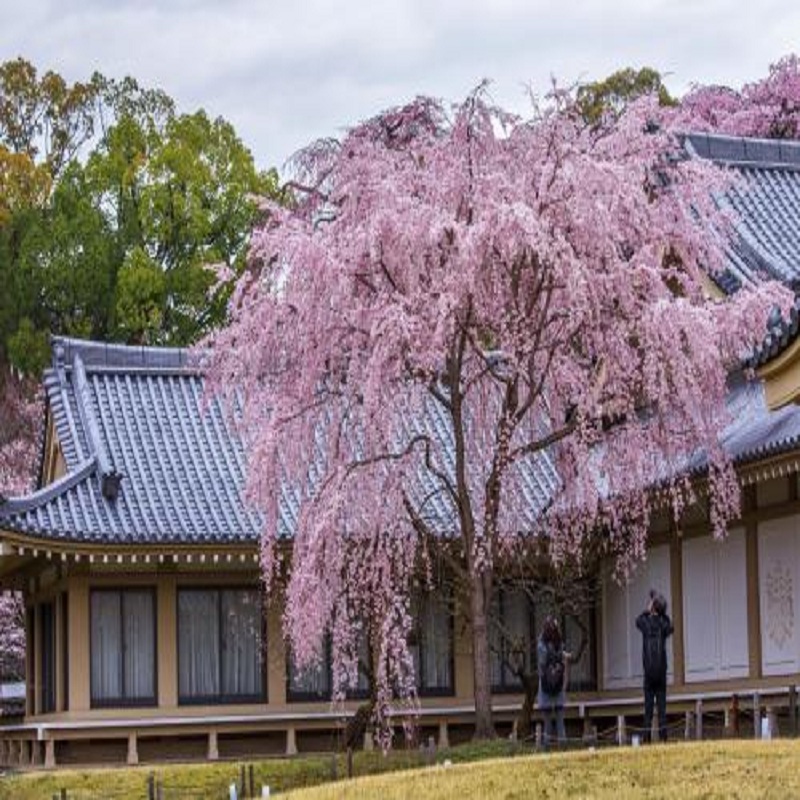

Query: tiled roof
[718,375,800,466]
[0,338,560,545]
[685,133,800,366]
[686,133,800,292]
[0,338,264,545]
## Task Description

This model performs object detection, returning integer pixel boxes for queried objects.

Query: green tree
[0,57,282,375]
[577,66,675,125]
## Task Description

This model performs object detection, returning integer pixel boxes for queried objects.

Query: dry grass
[2,739,799,799]
[285,740,800,800]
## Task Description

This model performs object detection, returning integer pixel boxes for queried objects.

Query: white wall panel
[683,528,748,682]
[718,529,749,678]
[759,516,799,676]
[683,536,717,679]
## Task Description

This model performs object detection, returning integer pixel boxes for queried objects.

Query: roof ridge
[72,354,123,500]
[52,336,204,373]
[686,132,800,167]
[0,456,97,516]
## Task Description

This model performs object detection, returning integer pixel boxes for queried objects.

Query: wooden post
[346,747,353,779]
[44,739,56,769]
[249,764,255,798]
[438,720,450,749]
[535,723,542,749]
[754,692,761,739]
[285,727,298,756]
[239,764,246,797]
[732,694,740,738]
[363,730,374,751]
[147,772,156,800]
[790,685,797,737]
[616,715,626,746]
[767,707,778,739]
[126,733,138,766]
[207,730,219,761]
[695,699,703,741]
[684,710,693,741]
[651,710,658,742]
[582,714,593,743]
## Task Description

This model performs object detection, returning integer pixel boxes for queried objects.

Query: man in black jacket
[636,590,674,743]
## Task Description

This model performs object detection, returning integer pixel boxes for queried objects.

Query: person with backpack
[636,590,674,743]
[537,616,571,744]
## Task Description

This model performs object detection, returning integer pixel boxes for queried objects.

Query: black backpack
[643,623,665,682]
[540,646,565,695]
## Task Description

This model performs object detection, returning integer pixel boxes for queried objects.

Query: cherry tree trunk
[470,573,496,739]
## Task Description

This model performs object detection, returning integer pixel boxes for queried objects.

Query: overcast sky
[1,0,798,172]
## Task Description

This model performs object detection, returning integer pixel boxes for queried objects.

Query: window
[490,588,534,692]
[410,593,453,696]
[178,588,264,704]
[287,641,332,702]
[90,589,156,707]
[287,634,371,702]
[39,602,56,713]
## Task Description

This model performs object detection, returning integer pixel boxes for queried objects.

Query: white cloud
[0,0,798,170]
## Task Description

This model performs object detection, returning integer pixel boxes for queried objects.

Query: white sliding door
[602,545,673,689]
[682,528,748,682]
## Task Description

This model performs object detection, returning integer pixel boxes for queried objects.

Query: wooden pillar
[363,731,374,751]
[157,575,177,708]
[286,727,297,756]
[745,515,762,679]
[616,715,626,746]
[767,707,778,739]
[595,585,605,692]
[695,699,703,740]
[669,535,685,687]
[68,576,90,711]
[126,733,139,766]
[33,604,42,716]
[44,739,56,769]
[438,720,450,749]
[55,593,65,712]
[754,692,761,739]
[207,730,219,761]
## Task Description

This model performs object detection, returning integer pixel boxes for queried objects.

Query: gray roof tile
[0,338,560,545]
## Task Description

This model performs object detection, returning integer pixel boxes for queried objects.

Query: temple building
[2,132,800,766]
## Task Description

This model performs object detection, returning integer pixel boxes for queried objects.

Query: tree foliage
[677,54,800,139]
[577,66,675,124]
[0,591,24,680]
[0,57,282,495]
[207,83,787,742]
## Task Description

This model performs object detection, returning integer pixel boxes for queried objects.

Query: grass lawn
[0,740,521,800]
[1,739,798,799]
[285,740,800,800]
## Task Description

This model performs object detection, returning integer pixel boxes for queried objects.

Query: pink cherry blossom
[0,373,40,498]
[207,85,788,740]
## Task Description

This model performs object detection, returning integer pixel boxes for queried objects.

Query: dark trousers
[643,677,667,742]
